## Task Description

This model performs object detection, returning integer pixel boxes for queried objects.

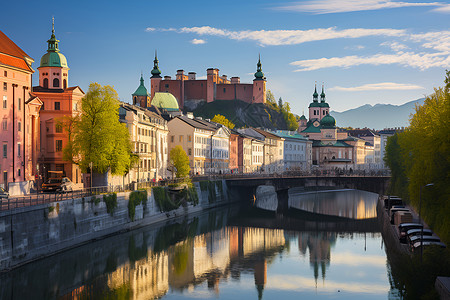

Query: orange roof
[0,53,32,72]
[0,30,33,72]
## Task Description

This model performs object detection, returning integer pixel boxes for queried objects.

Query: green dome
[319,102,330,108]
[320,114,336,128]
[39,19,69,69]
[300,115,307,120]
[254,55,265,80]
[151,92,179,111]
[40,51,68,68]
[309,102,321,108]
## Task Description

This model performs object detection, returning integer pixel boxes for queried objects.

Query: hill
[331,98,425,130]
[191,100,291,129]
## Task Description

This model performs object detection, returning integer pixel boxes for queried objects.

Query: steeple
[320,83,326,102]
[47,17,59,53]
[313,83,319,102]
[133,73,149,97]
[254,54,265,80]
[151,50,162,78]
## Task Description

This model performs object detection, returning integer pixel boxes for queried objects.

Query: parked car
[398,223,423,243]
[390,206,409,224]
[409,235,441,248]
[42,177,73,193]
[411,241,446,253]
[406,228,433,239]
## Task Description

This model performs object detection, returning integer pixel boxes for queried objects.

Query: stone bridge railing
[226,175,390,195]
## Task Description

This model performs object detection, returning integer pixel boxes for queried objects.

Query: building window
[73,102,78,111]
[54,102,60,110]
[3,144,7,158]
[188,148,192,155]
[223,88,226,93]
[2,96,6,109]
[2,119,7,131]
[17,143,21,157]
[18,168,21,177]
[53,78,60,88]
[43,78,48,88]
[179,136,183,142]
[188,135,192,142]
[165,84,169,88]
[18,98,21,110]
[18,121,21,132]
[3,82,6,91]
[4,71,7,77]
[171,136,174,143]
[55,124,63,133]
[63,79,67,89]
[56,140,63,152]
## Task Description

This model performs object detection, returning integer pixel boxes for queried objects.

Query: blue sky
[2,0,449,113]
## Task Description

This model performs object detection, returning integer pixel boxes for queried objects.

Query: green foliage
[208,181,217,203]
[199,181,209,191]
[153,218,199,253]
[170,145,190,178]
[48,206,54,213]
[266,90,276,105]
[278,97,283,108]
[128,235,148,263]
[92,196,101,205]
[173,243,189,275]
[67,83,133,176]
[153,186,177,212]
[153,185,198,212]
[128,190,147,221]
[103,193,118,215]
[212,114,235,129]
[385,71,450,244]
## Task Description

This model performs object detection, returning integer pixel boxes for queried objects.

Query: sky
[1,0,449,114]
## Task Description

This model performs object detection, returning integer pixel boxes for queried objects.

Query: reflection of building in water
[298,231,336,284]
[241,227,285,256]
[289,190,378,219]
[106,250,169,300]
[254,260,267,300]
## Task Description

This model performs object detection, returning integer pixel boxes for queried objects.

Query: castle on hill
[132,54,267,110]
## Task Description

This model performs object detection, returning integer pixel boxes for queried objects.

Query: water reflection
[288,189,378,219]
[0,190,395,299]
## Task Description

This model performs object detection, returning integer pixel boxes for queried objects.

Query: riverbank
[0,180,231,272]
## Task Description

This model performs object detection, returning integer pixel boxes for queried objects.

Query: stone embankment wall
[0,180,229,271]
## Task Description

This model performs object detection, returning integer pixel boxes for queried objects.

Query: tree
[211,114,235,129]
[266,90,276,105]
[67,83,133,176]
[170,145,190,178]
[385,71,450,243]
[278,97,283,108]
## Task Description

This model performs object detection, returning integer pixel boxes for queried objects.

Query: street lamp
[419,183,434,261]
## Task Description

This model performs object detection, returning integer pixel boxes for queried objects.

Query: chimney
[231,77,240,84]
[188,72,196,80]
[186,112,194,119]
[164,76,172,80]
[176,69,185,80]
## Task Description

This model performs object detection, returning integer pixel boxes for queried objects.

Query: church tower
[252,55,266,103]
[319,84,330,119]
[38,18,69,90]
[132,74,151,108]
[150,51,162,99]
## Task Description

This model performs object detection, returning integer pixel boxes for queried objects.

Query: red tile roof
[0,30,33,72]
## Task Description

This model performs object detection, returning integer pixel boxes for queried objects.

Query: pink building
[149,54,266,109]
[32,21,84,184]
[0,30,42,191]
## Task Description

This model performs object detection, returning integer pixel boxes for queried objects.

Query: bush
[103,193,117,215]
[199,181,209,191]
[128,190,147,221]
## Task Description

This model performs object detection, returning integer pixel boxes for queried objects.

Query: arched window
[43,78,48,88]
[53,78,60,88]
[63,79,67,89]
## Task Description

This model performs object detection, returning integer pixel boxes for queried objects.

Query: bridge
[226,175,390,195]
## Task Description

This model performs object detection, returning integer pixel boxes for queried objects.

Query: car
[406,228,433,238]
[411,241,446,253]
[390,207,409,224]
[409,235,441,248]
[42,177,73,193]
[398,223,423,243]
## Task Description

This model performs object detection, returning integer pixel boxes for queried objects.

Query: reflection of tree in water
[153,217,199,252]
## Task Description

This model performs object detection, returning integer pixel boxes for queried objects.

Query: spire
[320,83,326,102]
[254,54,265,80]
[313,82,319,102]
[151,50,162,78]
[47,17,60,52]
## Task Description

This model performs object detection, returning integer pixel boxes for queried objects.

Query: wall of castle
[184,80,207,101]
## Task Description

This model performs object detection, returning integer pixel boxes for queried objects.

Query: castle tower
[206,68,219,103]
[132,74,150,108]
[150,51,162,99]
[252,55,266,103]
[38,18,70,89]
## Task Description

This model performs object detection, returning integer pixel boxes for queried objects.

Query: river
[0,189,401,299]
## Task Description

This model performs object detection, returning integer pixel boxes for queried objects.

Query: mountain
[331,98,425,130]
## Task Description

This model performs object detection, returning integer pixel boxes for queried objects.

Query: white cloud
[145,27,156,32]
[191,38,206,44]
[290,51,450,71]
[345,45,366,50]
[159,26,405,46]
[275,0,444,14]
[381,41,409,51]
[330,82,424,92]
[431,4,450,12]
[409,31,450,52]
